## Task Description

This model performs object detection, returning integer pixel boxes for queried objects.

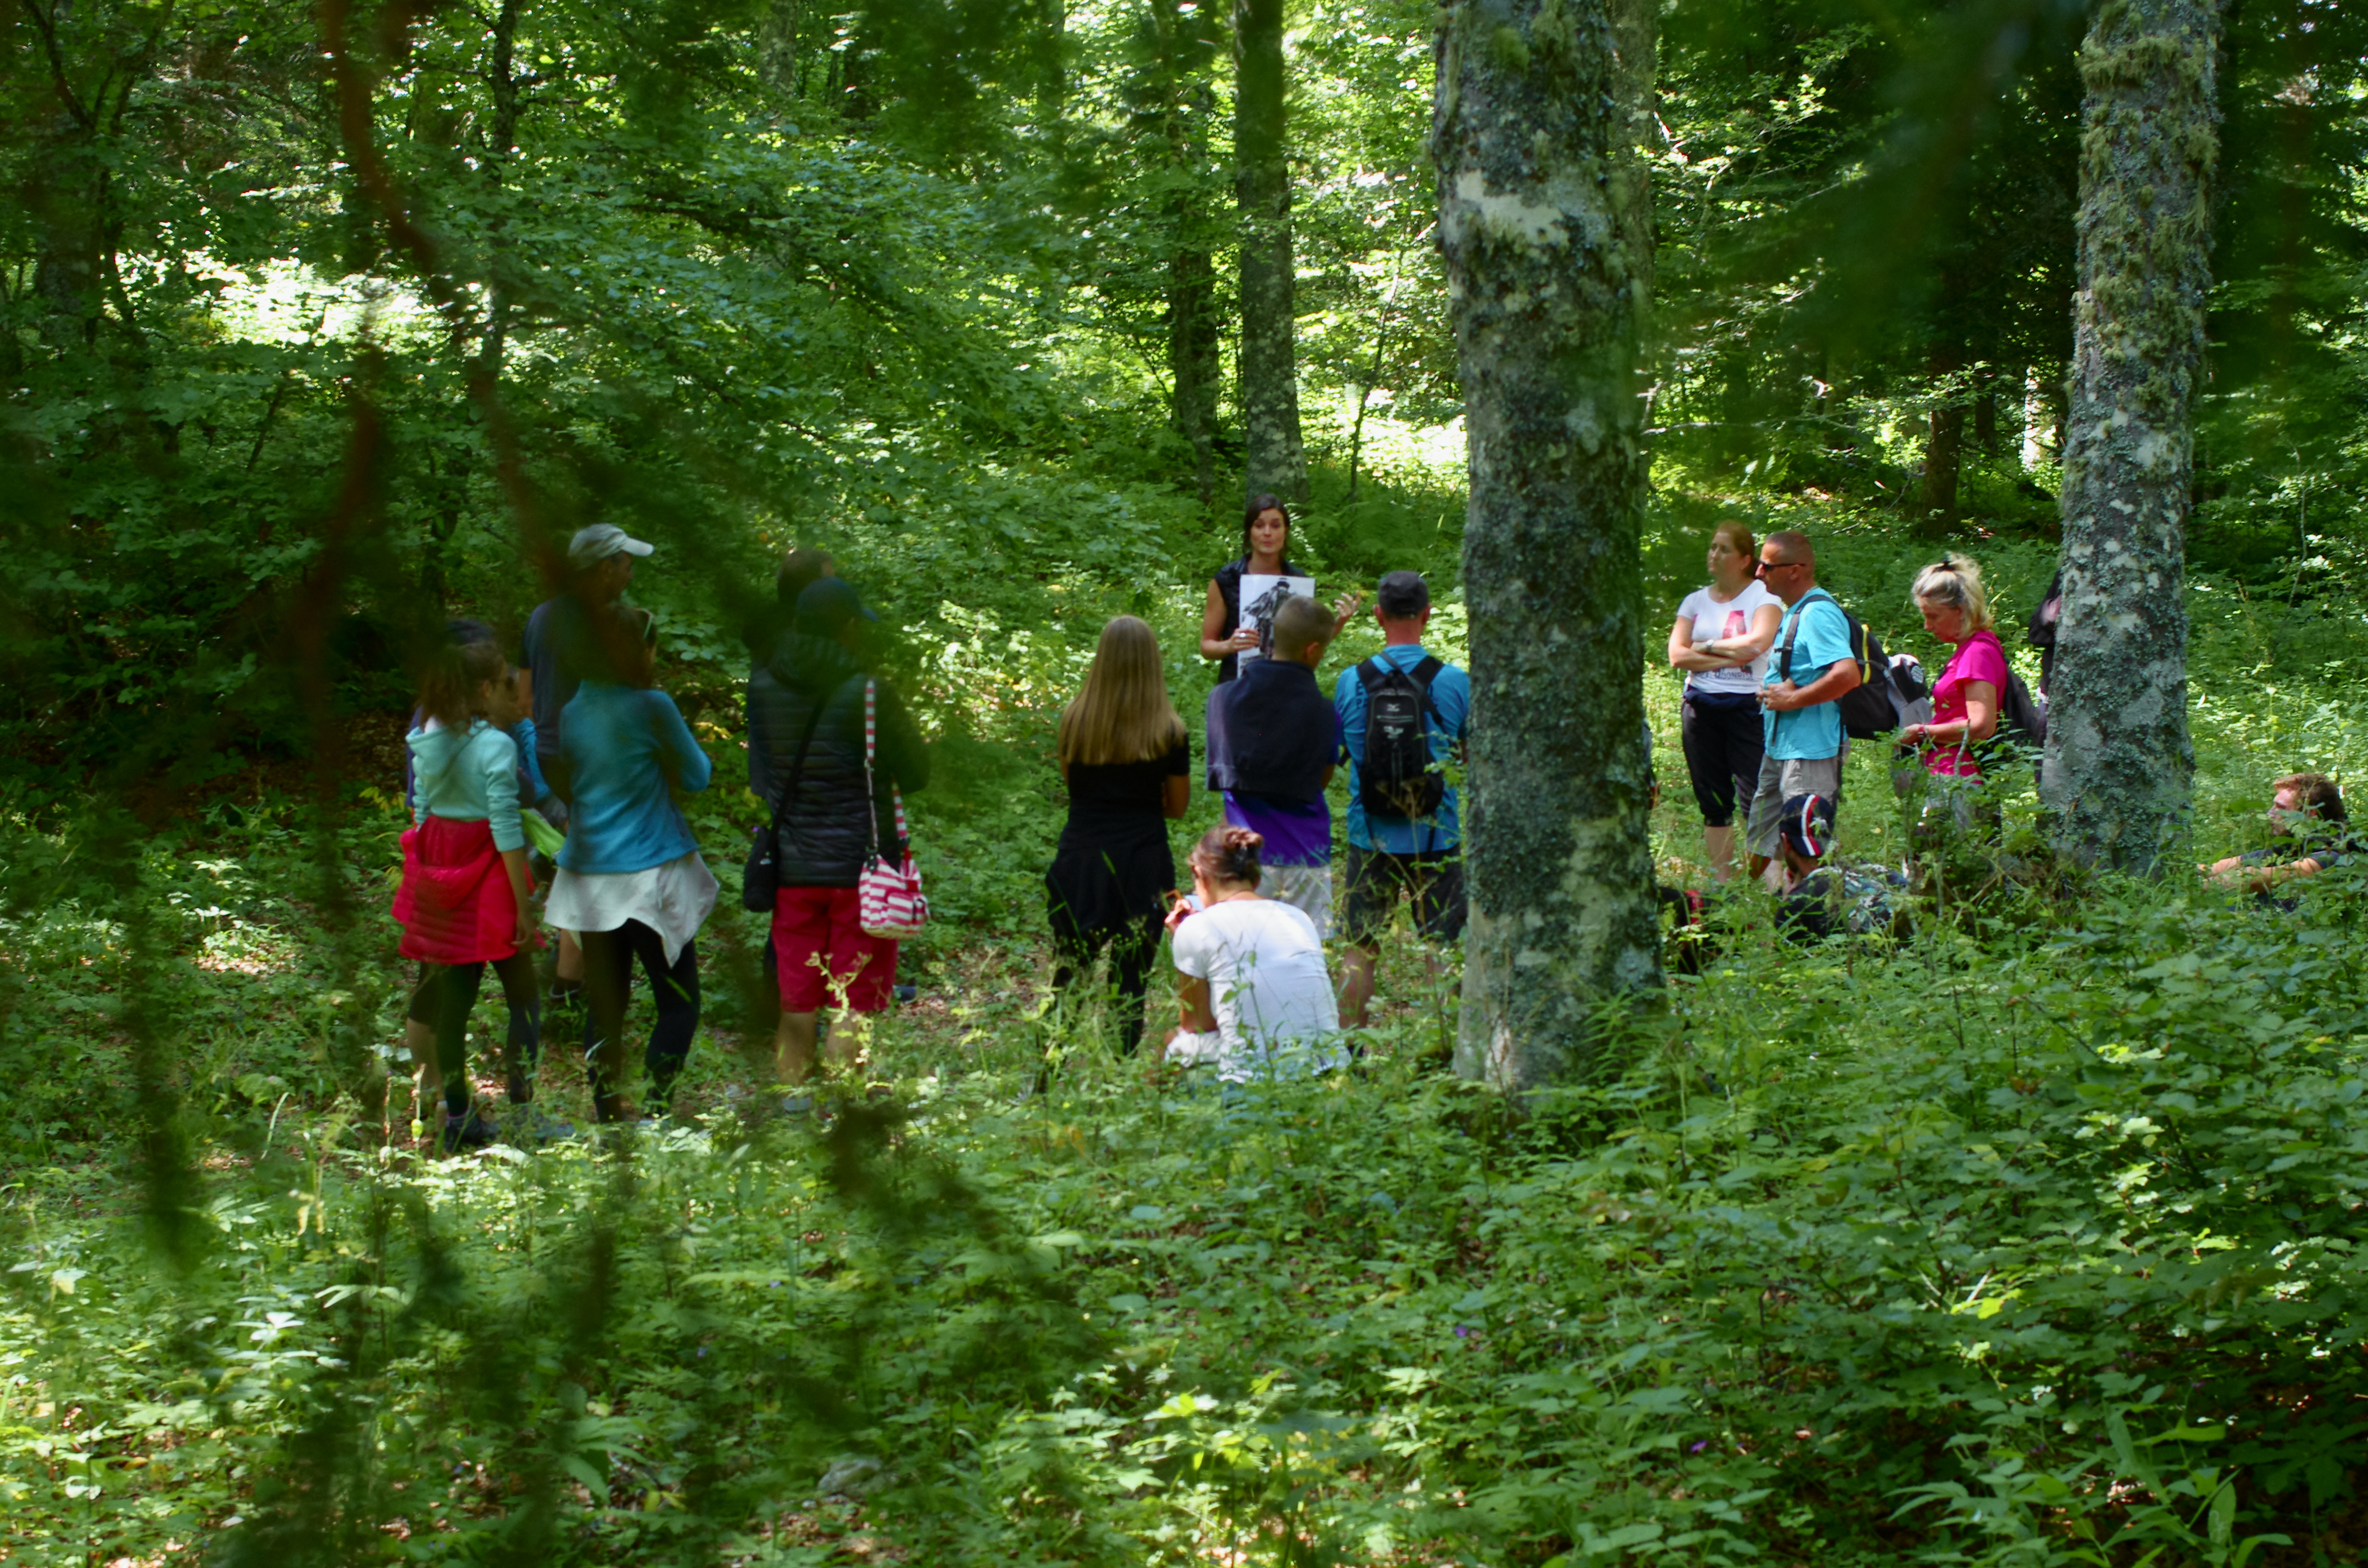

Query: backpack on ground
[1778,589,1905,740]
[1356,655,1445,821]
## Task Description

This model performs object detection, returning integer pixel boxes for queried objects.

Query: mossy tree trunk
[2039,0,2219,873]
[1437,0,1661,1098]
[1151,0,1222,505]
[1233,0,1306,505]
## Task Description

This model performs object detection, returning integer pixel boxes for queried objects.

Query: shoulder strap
[767,673,851,834]
[862,679,911,858]
[1355,656,1388,693]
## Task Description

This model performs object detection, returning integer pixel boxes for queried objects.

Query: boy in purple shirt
[1203,595,1341,935]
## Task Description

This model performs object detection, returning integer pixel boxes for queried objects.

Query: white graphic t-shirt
[1169,897,1344,1084]
[1676,581,1779,696]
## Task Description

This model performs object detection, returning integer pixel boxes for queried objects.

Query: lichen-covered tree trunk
[1437,0,1661,1098]
[1169,245,1221,504]
[2039,0,2219,873]
[1233,0,1305,504]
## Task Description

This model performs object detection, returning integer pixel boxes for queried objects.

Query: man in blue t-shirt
[1746,530,1861,887]
[1333,570,1471,1029]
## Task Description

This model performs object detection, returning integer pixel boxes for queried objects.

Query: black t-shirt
[1061,739,1189,844]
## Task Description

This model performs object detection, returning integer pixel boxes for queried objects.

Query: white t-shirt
[1169,897,1344,1083]
[1675,581,1779,695]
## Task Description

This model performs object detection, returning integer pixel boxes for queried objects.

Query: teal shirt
[557,684,713,875]
[1763,592,1853,762]
[1332,645,1472,853]
[408,720,525,852]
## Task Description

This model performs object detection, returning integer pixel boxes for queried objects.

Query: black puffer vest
[746,636,930,888]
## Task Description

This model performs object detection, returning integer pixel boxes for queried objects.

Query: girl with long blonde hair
[1045,616,1191,1055]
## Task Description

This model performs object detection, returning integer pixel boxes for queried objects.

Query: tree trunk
[1151,0,1220,505]
[2039,0,2219,874]
[758,0,802,102]
[1918,397,1964,535]
[1437,0,1661,1099]
[1233,0,1305,505]
[1170,245,1221,504]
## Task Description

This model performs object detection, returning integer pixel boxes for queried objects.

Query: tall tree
[1233,0,1305,503]
[2039,0,2220,871]
[1437,0,1660,1098]
[1147,0,1224,504]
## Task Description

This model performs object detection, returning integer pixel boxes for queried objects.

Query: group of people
[1044,494,1472,1081]
[391,522,937,1149]
[1669,521,2355,936]
[386,503,2350,1146]
[395,524,723,1149]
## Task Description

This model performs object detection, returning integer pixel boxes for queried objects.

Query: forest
[2,0,2367,1561]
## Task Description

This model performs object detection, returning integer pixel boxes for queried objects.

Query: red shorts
[771,886,898,1012]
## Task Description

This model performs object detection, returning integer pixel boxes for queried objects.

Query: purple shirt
[1224,792,1332,868]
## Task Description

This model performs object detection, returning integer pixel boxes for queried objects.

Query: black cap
[794,576,879,636]
[1377,570,1430,619]
[1777,793,1836,859]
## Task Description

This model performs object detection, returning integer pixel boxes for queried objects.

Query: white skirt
[546,851,719,967]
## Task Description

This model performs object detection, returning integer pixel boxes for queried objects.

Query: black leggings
[1051,915,1163,1056]
[410,956,541,1118]
[1681,693,1766,828]
[580,921,700,1120]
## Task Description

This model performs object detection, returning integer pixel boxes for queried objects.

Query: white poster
[1236,573,1315,668]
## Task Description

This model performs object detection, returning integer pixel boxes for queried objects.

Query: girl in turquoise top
[391,641,544,1152]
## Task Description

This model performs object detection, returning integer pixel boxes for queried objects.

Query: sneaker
[894,983,917,1004]
[443,1106,497,1153]
[506,1068,534,1106]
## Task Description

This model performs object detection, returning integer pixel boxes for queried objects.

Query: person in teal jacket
[546,608,717,1123]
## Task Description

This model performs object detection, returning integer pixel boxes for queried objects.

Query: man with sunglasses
[1745,531,1862,889]
[2200,772,2356,904]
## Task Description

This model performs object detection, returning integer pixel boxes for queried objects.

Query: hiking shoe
[443,1107,497,1153]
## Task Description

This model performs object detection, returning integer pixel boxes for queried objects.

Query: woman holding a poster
[1199,494,1357,684]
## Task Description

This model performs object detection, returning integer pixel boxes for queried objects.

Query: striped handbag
[856,679,928,939]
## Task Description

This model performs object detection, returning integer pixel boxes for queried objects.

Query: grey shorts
[1746,748,1846,860]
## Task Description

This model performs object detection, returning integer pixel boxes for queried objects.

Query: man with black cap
[1773,792,1904,941]
[747,576,928,1097]
[1332,570,1472,1029]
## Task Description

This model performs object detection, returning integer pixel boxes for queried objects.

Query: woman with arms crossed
[1667,522,1782,882]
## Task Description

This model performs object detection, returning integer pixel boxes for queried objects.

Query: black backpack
[1778,589,1900,739]
[1355,655,1445,821]
[1998,668,2047,747]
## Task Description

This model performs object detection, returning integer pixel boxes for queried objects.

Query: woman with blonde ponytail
[1045,616,1191,1054]
[1899,554,2005,779]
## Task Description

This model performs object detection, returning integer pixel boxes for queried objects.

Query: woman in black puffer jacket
[748,577,929,1090]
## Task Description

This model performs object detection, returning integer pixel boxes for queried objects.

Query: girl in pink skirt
[392,640,540,1152]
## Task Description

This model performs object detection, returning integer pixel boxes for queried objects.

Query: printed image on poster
[1235,574,1315,669]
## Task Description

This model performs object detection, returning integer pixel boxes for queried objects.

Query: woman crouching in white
[1161,825,1344,1084]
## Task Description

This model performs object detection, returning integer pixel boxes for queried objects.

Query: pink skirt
[392,817,531,965]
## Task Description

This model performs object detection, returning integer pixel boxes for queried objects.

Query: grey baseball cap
[567,523,655,570]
